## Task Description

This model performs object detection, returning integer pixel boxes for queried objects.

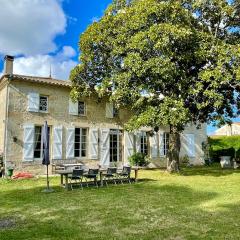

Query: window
[110,129,122,162]
[74,128,87,157]
[113,107,118,117]
[163,132,170,156]
[39,96,48,112]
[78,101,85,115]
[140,132,148,155]
[33,126,50,159]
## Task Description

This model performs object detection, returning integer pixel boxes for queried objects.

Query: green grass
[1,165,240,240]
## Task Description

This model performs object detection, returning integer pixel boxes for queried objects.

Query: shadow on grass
[181,164,240,177]
[0,181,220,239]
[1,172,240,239]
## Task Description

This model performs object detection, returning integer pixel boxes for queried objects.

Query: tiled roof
[2,74,72,87]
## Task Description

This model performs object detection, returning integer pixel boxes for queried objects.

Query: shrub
[128,152,149,166]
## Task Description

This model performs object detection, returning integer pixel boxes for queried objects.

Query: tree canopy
[70,0,240,133]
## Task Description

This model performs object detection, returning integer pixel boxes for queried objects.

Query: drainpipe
[3,77,10,176]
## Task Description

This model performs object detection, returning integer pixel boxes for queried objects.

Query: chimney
[3,55,14,75]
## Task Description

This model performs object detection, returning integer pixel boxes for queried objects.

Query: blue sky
[0,0,235,135]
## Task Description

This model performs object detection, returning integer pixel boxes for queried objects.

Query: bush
[128,152,149,166]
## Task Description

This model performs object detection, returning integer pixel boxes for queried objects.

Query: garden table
[56,167,140,189]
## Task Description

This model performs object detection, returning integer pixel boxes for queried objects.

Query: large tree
[70,0,240,171]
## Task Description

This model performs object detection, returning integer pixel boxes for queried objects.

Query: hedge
[209,136,240,161]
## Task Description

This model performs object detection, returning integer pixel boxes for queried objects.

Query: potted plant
[6,161,15,177]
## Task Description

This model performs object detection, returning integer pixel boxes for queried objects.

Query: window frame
[33,125,50,160]
[78,101,86,116]
[109,129,123,163]
[39,95,48,113]
[163,132,170,156]
[140,132,148,155]
[74,127,88,158]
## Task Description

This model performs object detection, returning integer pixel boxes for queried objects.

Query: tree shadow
[0,182,221,239]
[181,165,240,177]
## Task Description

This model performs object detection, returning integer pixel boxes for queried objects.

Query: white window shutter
[89,128,99,160]
[124,131,134,164]
[159,132,164,156]
[66,127,75,159]
[52,126,63,160]
[69,99,78,115]
[28,92,39,112]
[135,131,141,153]
[150,133,158,158]
[106,103,114,118]
[23,124,35,161]
[100,129,110,167]
[185,134,195,157]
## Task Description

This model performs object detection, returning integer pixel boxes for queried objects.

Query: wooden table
[56,167,140,189]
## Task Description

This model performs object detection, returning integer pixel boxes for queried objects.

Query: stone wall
[4,78,207,174]
[147,124,207,168]
[5,79,132,174]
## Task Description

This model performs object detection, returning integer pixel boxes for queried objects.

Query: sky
[0,0,235,135]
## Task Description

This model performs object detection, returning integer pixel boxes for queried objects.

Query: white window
[78,101,86,115]
[33,126,50,159]
[39,96,48,112]
[163,132,169,156]
[74,128,87,157]
[140,132,148,155]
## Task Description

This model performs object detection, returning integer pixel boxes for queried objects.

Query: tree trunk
[167,126,181,173]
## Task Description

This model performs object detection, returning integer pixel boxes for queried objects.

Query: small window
[39,96,48,112]
[78,101,86,115]
[113,107,118,117]
[74,128,87,157]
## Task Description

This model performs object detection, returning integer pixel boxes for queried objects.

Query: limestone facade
[0,73,207,174]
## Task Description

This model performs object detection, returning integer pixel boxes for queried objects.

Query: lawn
[1,165,240,240]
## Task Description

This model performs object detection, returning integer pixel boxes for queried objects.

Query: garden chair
[117,166,132,184]
[102,167,117,186]
[68,169,84,190]
[84,169,99,187]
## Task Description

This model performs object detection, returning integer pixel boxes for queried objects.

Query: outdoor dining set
[54,163,139,190]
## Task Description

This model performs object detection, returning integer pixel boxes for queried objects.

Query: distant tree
[70,0,240,172]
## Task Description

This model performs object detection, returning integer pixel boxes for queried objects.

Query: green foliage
[209,136,240,161]
[128,152,149,166]
[71,0,240,133]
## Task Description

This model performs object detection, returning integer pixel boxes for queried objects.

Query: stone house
[0,56,207,174]
[213,123,240,136]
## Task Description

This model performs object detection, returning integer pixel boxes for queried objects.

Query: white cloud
[12,46,77,80]
[0,0,66,56]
